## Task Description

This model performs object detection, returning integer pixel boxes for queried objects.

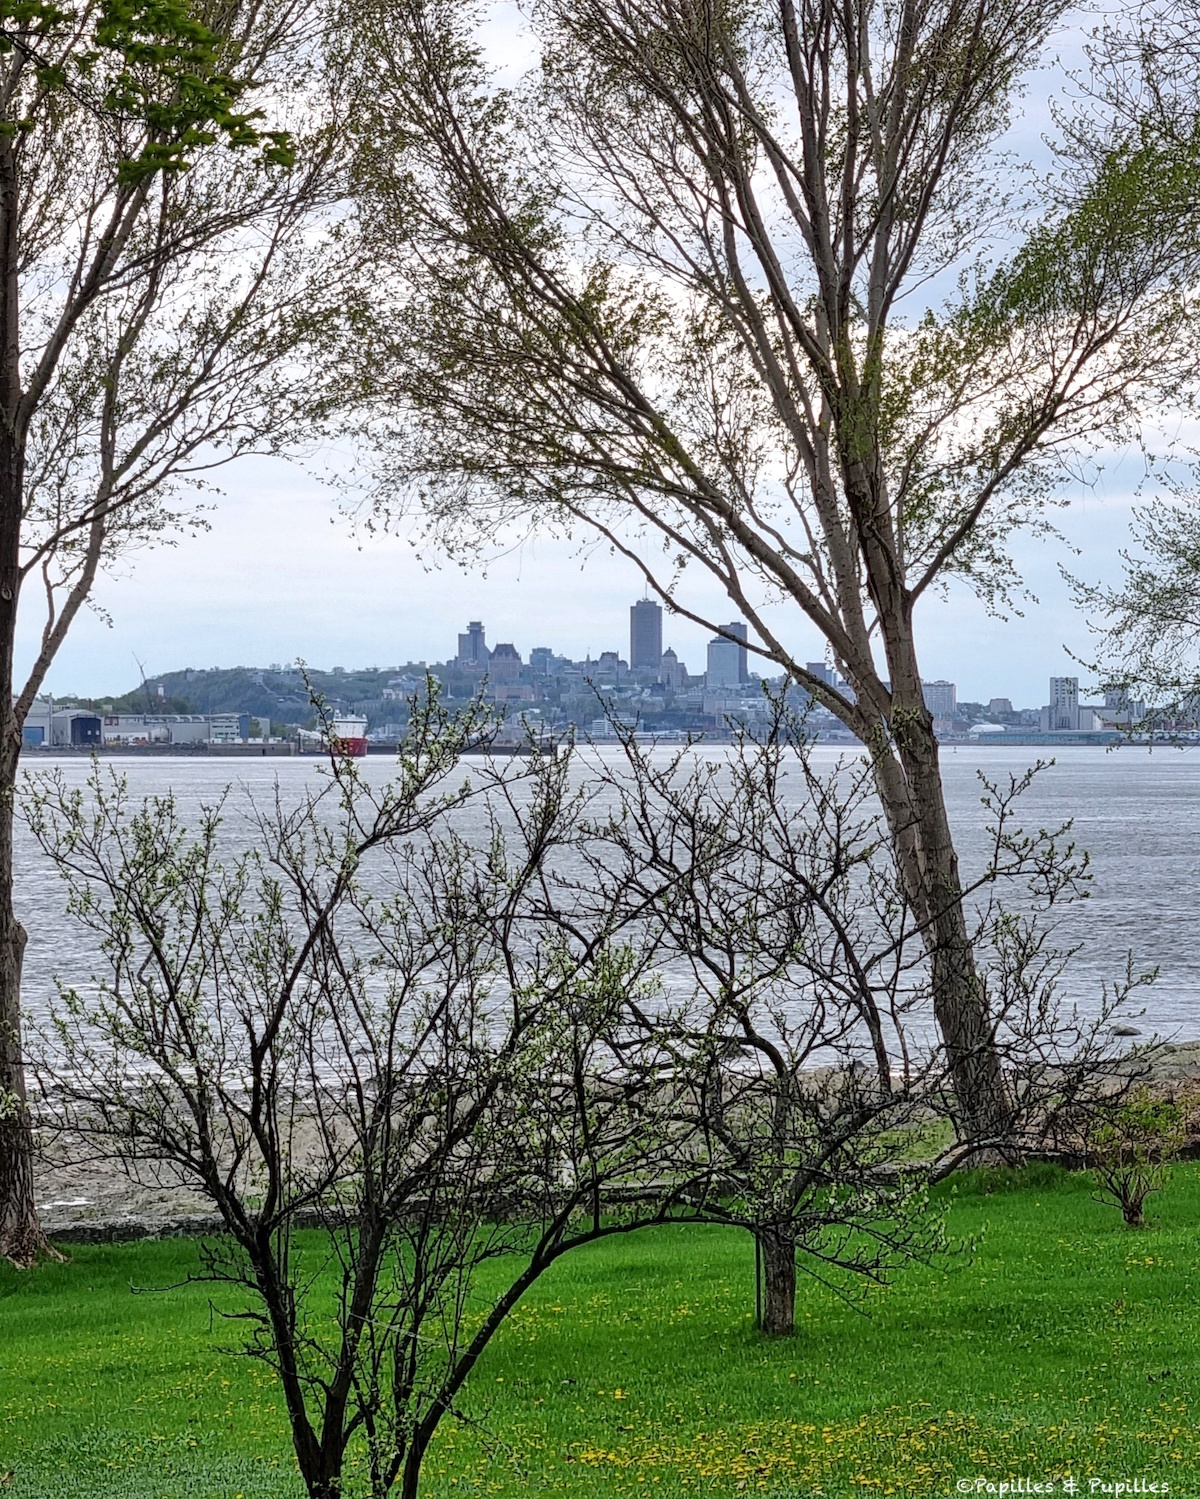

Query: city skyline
[31,591,1132,714]
[14,454,1144,706]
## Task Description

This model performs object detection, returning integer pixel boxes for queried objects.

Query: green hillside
[62,665,434,730]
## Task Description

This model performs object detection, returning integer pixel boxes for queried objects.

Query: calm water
[12,744,1200,1039]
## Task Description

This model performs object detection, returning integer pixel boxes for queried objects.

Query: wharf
[25,743,298,757]
[365,742,557,758]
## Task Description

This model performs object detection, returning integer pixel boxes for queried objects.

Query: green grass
[5,1165,1200,1496]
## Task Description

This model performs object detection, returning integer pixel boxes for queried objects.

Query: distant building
[588,713,638,741]
[1038,677,1105,733]
[381,673,424,701]
[1102,688,1145,723]
[579,650,627,684]
[22,700,100,748]
[1050,676,1078,723]
[456,620,489,667]
[629,599,663,673]
[806,661,835,689]
[529,647,555,675]
[488,642,522,685]
[208,713,251,744]
[659,647,685,691]
[101,713,214,745]
[707,622,749,688]
[1041,676,1080,731]
[922,680,957,718]
[987,697,1014,717]
[707,637,740,689]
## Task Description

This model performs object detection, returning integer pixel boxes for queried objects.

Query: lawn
[3,1164,1200,1498]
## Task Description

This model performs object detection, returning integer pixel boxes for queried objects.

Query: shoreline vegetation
[5,1162,1200,1497]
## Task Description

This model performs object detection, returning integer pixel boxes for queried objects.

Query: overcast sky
[15,5,1169,711]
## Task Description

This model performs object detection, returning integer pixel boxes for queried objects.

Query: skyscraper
[630,598,663,672]
[706,622,749,689]
[456,620,489,666]
[706,634,741,688]
[722,621,749,683]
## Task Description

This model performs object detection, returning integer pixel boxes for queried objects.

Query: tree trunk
[890,712,1011,1151]
[0,739,57,1268]
[297,1441,344,1499]
[0,913,49,1266]
[0,134,53,1265]
[758,1229,796,1336]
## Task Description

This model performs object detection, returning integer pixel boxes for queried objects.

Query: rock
[45,1212,227,1244]
[1109,1024,1142,1038]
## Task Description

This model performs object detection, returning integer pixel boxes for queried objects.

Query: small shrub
[1089,1088,1188,1227]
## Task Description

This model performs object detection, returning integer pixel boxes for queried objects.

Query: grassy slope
[3,1165,1199,1498]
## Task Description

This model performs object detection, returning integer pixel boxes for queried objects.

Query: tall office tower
[630,598,663,672]
[707,621,749,689]
[456,620,489,666]
[722,620,749,682]
[806,660,835,687]
[921,679,958,718]
[706,634,740,688]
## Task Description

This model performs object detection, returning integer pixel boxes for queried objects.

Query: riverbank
[29,1038,1200,1241]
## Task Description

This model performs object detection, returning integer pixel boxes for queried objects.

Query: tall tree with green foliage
[0,0,340,1264]
[1061,2,1200,714]
[336,0,1200,1148]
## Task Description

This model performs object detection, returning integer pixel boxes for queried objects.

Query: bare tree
[26,697,698,1499]
[334,0,1200,1144]
[572,703,1153,1329]
[0,0,345,1262]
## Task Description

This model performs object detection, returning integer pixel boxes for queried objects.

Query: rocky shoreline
[31,1039,1200,1246]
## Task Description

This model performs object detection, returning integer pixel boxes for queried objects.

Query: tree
[574,702,1153,1330]
[1089,1087,1189,1229]
[1063,1,1200,722]
[1072,490,1200,723]
[577,710,940,1333]
[0,0,343,1262]
[26,697,697,1498]
[335,0,1200,1145]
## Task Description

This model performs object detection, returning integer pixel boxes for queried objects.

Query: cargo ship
[329,714,369,758]
[299,714,369,758]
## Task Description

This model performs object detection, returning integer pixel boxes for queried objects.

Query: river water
[12,743,1200,1039]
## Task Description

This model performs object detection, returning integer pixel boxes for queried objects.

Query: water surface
[14,744,1199,1039]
